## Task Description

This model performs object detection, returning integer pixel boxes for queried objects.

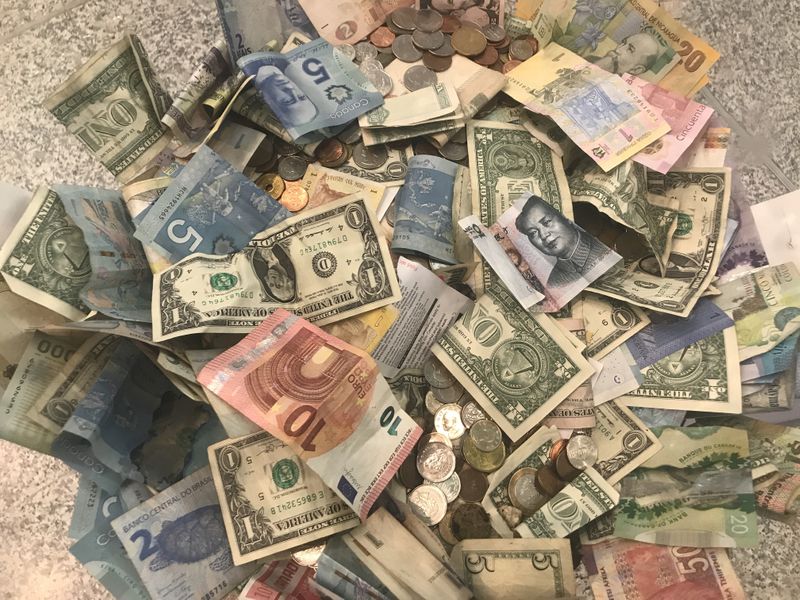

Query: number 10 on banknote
[199,309,421,519]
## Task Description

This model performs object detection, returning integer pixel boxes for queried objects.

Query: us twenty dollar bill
[152,195,400,341]
[208,430,358,565]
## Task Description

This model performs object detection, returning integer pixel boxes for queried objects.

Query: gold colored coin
[450,27,487,57]
[462,433,506,473]
[255,172,286,199]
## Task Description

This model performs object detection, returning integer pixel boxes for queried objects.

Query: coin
[534,462,565,497]
[493,35,511,52]
[509,39,535,61]
[481,24,506,43]
[439,140,468,161]
[555,434,598,481]
[275,139,300,156]
[352,142,389,169]
[292,543,326,567]
[314,138,347,167]
[391,6,418,30]
[335,43,357,61]
[403,65,438,91]
[412,29,445,51]
[460,401,487,428]
[469,419,502,452]
[441,14,461,33]
[474,44,499,66]
[434,403,466,440]
[431,379,465,404]
[451,26,487,57]
[255,172,285,199]
[451,502,493,540]
[415,8,444,32]
[462,434,506,473]
[451,128,467,143]
[548,438,568,462]
[277,155,308,181]
[386,17,412,35]
[425,390,445,415]
[337,122,362,145]
[423,51,452,72]
[502,59,522,73]
[360,57,384,74]
[429,472,461,503]
[397,451,424,489]
[366,69,394,96]
[392,34,423,62]
[355,41,378,63]
[418,431,453,449]
[424,358,456,389]
[414,138,440,156]
[438,508,460,545]
[247,136,276,169]
[526,36,540,55]
[370,26,396,48]
[278,182,309,212]
[429,35,455,57]
[458,466,489,502]
[416,441,456,482]
[408,484,448,526]
[507,467,545,515]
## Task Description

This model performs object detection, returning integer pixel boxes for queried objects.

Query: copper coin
[415,8,443,33]
[509,39,535,61]
[458,466,489,502]
[278,182,309,212]
[314,138,346,167]
[461,6,490,27]
[247,136,275,169]
[423,50,452,72]
[526,36,540,55]
[390,6,418,30]
[492,35,511,51]
[474,44,498,66]
[502,59,522,74]
[534,462,565,497]
[451,27,487,57]
[369,26,396,48]
[451,502,493,540]
[548,438,568,462]
[255,172,285,199]
[441,15,461,33]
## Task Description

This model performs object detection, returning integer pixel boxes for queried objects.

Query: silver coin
[412,29,445,51]
[509,39,535,61]
[277,155,308,181]
[432,382,466,405]
[336,122,362,145]
[434,403,467,440]
[481,24,506,43]
[355,41,378,63]
[424,358,456,389]
[416,441,456,482]
[469,419,502,452]
[373,70,394,96]
[359,57,384,73]
[352,142,389,169]
[428,472,461,503]
[392,34,423,62]
[419,432,453,449]
[391,6,418,30]
[439,140,468,161]
[566,434,599,470]
[425,390,445,415]
[451,128,467,144]
[507,467,544,515]
[408,484,448,525]
[460,401,487,428]
[429,35,455,57]
[336,43,357,61]
[415,8,444,32]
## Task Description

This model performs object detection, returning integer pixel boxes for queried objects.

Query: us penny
[451,27,487,57]
[502,59,522,73]
[423,51,453,72]
[278,182,309,212]
[474,44,499,66]
[314,138,346,167]
[441,15,462,33]
[369,26,396,48]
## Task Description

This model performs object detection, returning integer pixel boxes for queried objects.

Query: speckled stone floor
[0,0,798,598]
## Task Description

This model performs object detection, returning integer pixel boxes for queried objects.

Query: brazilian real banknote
[57,185,153,322]
[43,34,172,182]
[135,145,290,263]
[152,195,400,342]
[112,467,254,600]
[239,38,383,142]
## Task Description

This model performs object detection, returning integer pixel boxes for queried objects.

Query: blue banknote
[134,145,290,262]
[626,299,735,369]
[56,185,152,322]
[741,331,800,381]
[316,536,396,600]
[391,154,459,264]
[239,38,383,141]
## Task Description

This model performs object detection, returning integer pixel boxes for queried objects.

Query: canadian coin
[438,140,468,161]
[429,472,461,503]
[416,441,456,482]
[391,6,418,30]
[458,466,489,502]
[429,35,455,57]
[314,138,347,167]
[424,358,456,389]
[423,52,453,73]
[278,182,309,212]
[481,24,506,43]
[255,172,285,199]
[474,44,499,66]
[434,403,466,440]
[438,508,460,545]
[335,43,356,61]
[451,502,493,540]
[425,390,445,415]
[355,41,378,63]
[277,155,308,181]
[408,484,448,526]
[507,467,545,515]
[462,434,506,473]
[502,59,521,73]
[369,26,396,48]
[509,39,534,61]
[451,26,487,57]
[403,65,438,91]
[352,142,389,169]
[469,419,502,452]
[460,401,487,428]
[415,8,444,32]
[397,451,424,489]
[441,15,462,33]
[392,34,423,62]
[418,431,453,449]
[412,29,445,51]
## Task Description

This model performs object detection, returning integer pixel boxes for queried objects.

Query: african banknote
[451,539,576,600]
[208,430,358,564]
[614,426,758,548]
[299,0,412,45]
[576,293,649,359]
[239,39,383,142]
[198,310,421,519]
[592,400,662,485]
[0,186,91,320]
[503,43,670,171]
[43,34,172,182]
[152,195,400,341]
[112,467,254,600]
[0,331,82,454]
[583,538,746,600]
[587,168,731,316]
[433,290,593,441]
[621,327,742,414]
[57,185,152,322]
[713,262,800,361]
[392,155,460,264]
[301,164,387,213]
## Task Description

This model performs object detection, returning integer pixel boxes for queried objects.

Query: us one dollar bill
[432,289,593,441]
[207,430,358,565]
[338,143,413,185]
[451,538,576,600]
[588,168,731,317]
[620,327,743,414]
[152,195,400,342]
[576,293,649,359]
[43,34,172,182]
[111,467,254,600]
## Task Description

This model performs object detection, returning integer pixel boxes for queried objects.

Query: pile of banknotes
[2,0,800,598]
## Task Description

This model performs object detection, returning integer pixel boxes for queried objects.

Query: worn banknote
[207,430,358,564]
[315,535,394,600]
[112,467,253,600]
[504,43,670,171]
[239,559,319,600]
[741,332,800,382]
[231,86,296,144]
[359,82,460,129]
[451,539,576,600]
[198,310,421,519]
[152,195,400,341]
[433,290,593,441]
[301,164,387,213]
[43,34,172,182]
[576,293,649,359]
[590,343,644,406]
[239,38,383,141]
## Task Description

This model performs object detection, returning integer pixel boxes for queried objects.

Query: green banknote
[576,292,650,359]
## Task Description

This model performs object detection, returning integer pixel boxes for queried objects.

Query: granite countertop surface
[0,0,798,598]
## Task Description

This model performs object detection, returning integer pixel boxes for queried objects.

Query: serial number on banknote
[270,490,328,515]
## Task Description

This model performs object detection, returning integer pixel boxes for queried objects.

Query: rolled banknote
[207,430,358,564]
[43,34,172,182]
[198,309,421,519]
[239,39,383,142]
[151,195,401,342]
[239,559,320,600]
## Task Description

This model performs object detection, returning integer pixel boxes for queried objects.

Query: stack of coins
[246,137,312,212]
